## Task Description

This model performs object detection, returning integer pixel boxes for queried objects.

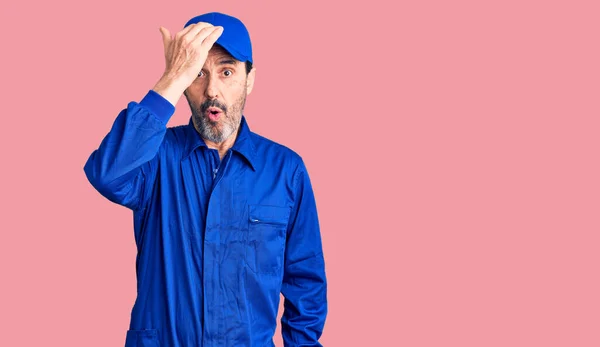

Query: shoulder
[165,123,188,142]
[152,123,190,157]
[250,131,305,168]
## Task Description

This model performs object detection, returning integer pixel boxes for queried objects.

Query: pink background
[1,0,599,346]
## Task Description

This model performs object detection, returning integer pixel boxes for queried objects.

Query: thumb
[159,26,171,47]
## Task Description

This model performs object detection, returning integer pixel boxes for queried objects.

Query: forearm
[281,253,327,347]
[281,160,328,346]
[83,89,174,209]
[151,74,189,107]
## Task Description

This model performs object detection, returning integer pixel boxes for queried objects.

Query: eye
[223,70,233,77]
[197,70,205,78]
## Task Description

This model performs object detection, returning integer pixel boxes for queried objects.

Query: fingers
[177,23,200,39]
[159,26,171,47]
[193,26,223,47]
[177,22,213,45]
[200,26,224,50]
[157,22,225,87]
[167,22,223,51]
[186,22,215,39]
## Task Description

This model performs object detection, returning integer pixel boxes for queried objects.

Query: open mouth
[205,107,223,121]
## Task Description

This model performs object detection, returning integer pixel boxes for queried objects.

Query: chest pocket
[246,204,291,274]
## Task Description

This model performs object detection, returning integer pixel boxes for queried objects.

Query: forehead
[207,44,242,64]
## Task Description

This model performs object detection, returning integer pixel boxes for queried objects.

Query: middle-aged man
[83,12,327,347]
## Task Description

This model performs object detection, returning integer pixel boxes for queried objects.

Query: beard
[188,90,247,143]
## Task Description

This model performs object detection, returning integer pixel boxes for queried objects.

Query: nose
[205,75,219,99]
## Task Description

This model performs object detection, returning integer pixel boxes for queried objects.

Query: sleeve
[83,90,175,211]
[281,159,328,347]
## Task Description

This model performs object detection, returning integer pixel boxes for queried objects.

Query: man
[83,12,327,347]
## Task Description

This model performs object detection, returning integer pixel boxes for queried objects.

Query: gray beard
[193,111,238,143]
[189,91,247,144]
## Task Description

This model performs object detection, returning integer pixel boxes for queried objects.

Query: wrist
[152,75,189,106]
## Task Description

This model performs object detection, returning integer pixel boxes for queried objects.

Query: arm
[83,22,224,210]
[281,159,328,347]
[83,90,174,210]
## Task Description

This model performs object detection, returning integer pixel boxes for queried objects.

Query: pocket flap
[249,204,291,225]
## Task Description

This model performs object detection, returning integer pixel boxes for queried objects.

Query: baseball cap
[183,12,253,64]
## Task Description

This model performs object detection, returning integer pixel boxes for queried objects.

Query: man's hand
[152,23,224,106]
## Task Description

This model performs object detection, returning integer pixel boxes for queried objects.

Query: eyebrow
[218,59,238,66]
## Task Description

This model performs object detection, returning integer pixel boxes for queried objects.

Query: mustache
[200,99,228,114]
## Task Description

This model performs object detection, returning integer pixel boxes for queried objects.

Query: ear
[246,66,256,95]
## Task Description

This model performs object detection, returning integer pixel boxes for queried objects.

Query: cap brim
[215,41,252,63]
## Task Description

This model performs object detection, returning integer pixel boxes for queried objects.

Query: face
[184,45,256,144]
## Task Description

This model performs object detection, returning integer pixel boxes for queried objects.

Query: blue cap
[184,12,253,64]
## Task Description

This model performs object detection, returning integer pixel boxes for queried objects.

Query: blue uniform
[83,90,327,346]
